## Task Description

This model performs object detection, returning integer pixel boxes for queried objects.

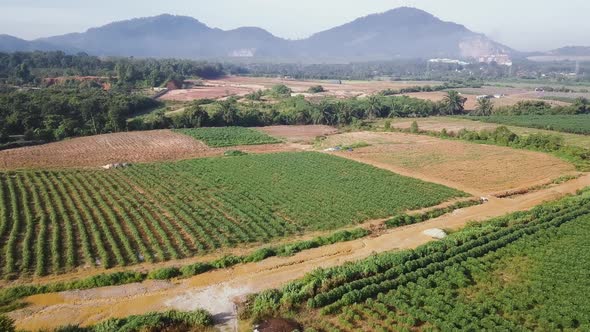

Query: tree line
[0,51,225,88]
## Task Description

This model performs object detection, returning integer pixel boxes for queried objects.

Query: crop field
[0,152,463,278]
[471,115,590,135]
[175,127,281,147]
[318,131,575,194]
[246,189,590,331]
[387,117,590,148]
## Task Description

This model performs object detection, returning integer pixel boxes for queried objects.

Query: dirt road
[10,173,590,331]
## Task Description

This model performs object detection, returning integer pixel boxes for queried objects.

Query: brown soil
[319,131,576,195]
[159,76,443,102]
[0,130,299,170]
[257,125,338,144]
[9,173,590,331]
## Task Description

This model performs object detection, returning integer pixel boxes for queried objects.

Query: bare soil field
[257,125,338,144]
[388,117,590,148]
[317,131,576,195]
[10,173,590,331]
[0,130,298,170]
[403,90,569,111]
[159,76,442,101]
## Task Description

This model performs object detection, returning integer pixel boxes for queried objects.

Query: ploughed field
[0,152,464,279]
[246,189,590,331]
[0,129,299,169]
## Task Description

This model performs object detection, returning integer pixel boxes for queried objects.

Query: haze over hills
[0,7,526,61]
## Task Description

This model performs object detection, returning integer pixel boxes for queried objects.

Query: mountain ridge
[1,8,515,61]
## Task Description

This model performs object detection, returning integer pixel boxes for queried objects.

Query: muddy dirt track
[10,173,590,331]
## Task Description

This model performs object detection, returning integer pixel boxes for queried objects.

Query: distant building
[478,54,513,66]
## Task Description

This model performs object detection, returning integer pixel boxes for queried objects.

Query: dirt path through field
[10,173,590,331]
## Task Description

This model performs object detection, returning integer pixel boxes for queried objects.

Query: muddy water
[11,174,590,331]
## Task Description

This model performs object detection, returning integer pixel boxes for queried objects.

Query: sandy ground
[387,117,590,149]
[318,131,576,195]
[158,76,443,101]
[0,129,302,170]
[10,173,590,331]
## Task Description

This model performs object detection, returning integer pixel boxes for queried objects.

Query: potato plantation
[0,152,463,278]
[246,188,590,331]
[175,127,281,147]
[472,115,590,135]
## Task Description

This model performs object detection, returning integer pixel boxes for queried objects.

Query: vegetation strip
[0,309,213,332]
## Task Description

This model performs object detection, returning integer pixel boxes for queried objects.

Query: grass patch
[176,127,281,147]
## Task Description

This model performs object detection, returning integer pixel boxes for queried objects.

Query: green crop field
[175,127,281,147]
[246,188,590,331]
[0,152,463,278]
[472,115,590,135]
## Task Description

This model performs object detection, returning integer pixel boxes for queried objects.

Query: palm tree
[474,97,494,116]
[443,90,467,115]
[365,95,382,119]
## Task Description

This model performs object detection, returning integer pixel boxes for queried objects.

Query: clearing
[257,125,338,144]
[316,131,576,195]
[158,76,443,101]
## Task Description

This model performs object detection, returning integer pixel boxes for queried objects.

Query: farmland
[0,152,463,279]
[244,188,590,331]
[175,127,281,147]
[470,114,590,135]
[387,117,590,148]
[0,129,299,170]
[317,131,575,194]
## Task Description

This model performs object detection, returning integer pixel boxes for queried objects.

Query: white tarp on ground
[423,228,447,239]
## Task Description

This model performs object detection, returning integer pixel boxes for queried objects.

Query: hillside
[0,7,512,60]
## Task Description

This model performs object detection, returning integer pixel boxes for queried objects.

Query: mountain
[0,8,514,61]
[297,7,512,60]
[0,34,76,53]
[548,46,590,56]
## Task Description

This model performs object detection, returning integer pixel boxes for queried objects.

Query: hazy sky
[1,0,588,51]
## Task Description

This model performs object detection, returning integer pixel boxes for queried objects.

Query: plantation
[244,188,590,331]
[175,127,281,147]
[0,152,463,278]
[471,115,590,135]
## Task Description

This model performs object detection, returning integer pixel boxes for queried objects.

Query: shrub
[179,262,214,277]
[0,315,15,332]
[147,267,181,280]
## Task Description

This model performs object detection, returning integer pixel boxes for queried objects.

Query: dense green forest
[0,88,159,143]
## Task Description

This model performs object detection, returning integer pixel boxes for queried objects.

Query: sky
[0,0,588,52]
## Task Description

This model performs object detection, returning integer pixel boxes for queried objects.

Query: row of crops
[175,127,281,147]
[472,115,590,135]
[0,152,463,278]
[245,188,590,331]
